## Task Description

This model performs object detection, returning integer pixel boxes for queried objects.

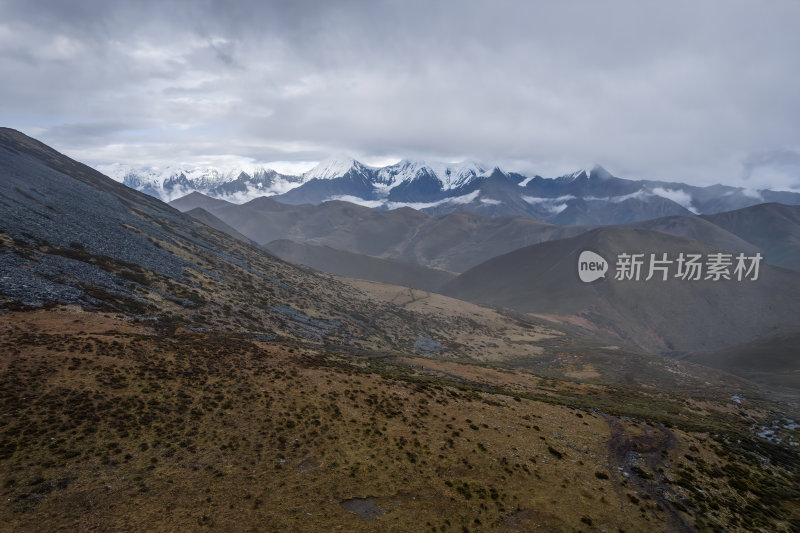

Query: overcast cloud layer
[1,0,799,189]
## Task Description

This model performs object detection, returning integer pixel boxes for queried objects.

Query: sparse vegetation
[0,309,796,531]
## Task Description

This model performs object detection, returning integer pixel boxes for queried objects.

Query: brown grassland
[1,307,798,532]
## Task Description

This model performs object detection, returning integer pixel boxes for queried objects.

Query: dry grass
[341,278,561,363]
[1,309,797,532]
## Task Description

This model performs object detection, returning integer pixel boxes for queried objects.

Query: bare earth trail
[604,415,692,533]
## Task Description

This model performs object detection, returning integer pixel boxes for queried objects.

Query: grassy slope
[1,308,798,532]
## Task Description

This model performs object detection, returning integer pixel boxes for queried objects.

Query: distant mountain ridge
[171,192,800,274]
[440,227,800,353]
[98,163,303,203]
[109,158,800,225]
[169,193,588,272]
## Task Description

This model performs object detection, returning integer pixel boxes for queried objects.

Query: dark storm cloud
[1,0,799,188]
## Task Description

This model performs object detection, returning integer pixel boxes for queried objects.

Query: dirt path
[603,415,693,533]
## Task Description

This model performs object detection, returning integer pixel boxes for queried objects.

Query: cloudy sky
[1,0,799,189]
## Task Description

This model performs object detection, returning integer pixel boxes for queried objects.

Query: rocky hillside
[1,128,798,532]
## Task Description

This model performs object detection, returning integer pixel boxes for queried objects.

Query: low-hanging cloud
[742,149,800,191]
[1,0,799,190]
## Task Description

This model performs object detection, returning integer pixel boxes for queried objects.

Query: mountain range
[99,163,303,203]
[109,158,800,225]
[169,192,587,272]
[171,191,800,274]
[170,190,800,357]
[3,128,799,531]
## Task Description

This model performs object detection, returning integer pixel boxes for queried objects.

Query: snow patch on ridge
[583,189,655,203]
[327,190,482,210]
[325,195,385,208]
[480,197,502,205]
[522,195,573,214]
[522,194,577,204]
[545,203,569,214]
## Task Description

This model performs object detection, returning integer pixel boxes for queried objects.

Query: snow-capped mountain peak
[555,165,612,182]
[556,169,588,182]
[100,157,800,226]
[301,157,371,181]
[95,162,305,203]
[98,163,243,188]
[372,159,489,190]
[374,159,435,187]
[479,166,506,178]
[428,160,489,189]
[179,166,244,188]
